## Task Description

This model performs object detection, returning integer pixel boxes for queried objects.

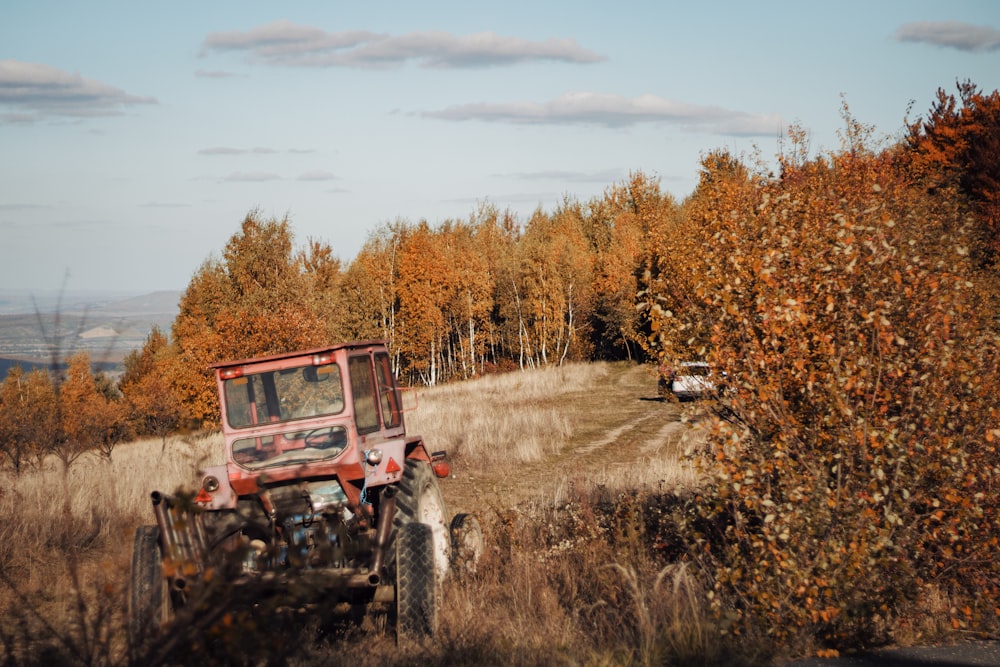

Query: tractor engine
[263,481,372,570]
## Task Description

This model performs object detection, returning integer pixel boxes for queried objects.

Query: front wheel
[395,521,437,642]
[127,525,171,653]
[450,513,484,575]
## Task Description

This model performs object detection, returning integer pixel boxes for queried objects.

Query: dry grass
[1,432,222,532]
[0,362,731,666]
[406,362,608,465]
[408,362,708,518]
[0,432,221,573]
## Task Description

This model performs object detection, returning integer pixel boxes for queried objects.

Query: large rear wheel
[395,521,437,642]
[393,459,451,581]
[127,525,170,653]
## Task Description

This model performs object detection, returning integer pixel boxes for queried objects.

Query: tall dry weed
[0,431,223,666]
[0,433,221,574]
[610,562,725,667]
[413,485,743,667]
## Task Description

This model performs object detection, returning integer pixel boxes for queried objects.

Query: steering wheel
[304,427,342,449]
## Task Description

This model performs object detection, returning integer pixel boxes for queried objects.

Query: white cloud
[199,146,305,155]
[194,69,239,78]
[297,170,336,181]
[202,21,375,57]
[423,92,782,135]
[140,202,190,208]
[0,203,49,210]
[499,169,626,183]
[199,146,246,155]
[222,171,281,182]
[895,21,1000,52]
[0,112,35,124]
[445,192,560,206]
[201,21,606,68]
[0,59,157,122]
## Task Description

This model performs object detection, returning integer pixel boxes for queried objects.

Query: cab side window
[375,352,401,429]
[349,355,379,434]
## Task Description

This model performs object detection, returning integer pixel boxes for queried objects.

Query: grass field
[0,361,726,666]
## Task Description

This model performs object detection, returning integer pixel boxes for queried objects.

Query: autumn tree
[300,237,348,342]
[639,149,762,365]
[58,352,126,463]
[168,259,231,426]
[395,220,450,384]
[589,172,677,359]
[437,222,484,378]
[120,326,184,448]
[464,203,520,371]
[170,212,329,425]
[341,223,406,356]
[0,366,56,474]
[906,80,1000,269]
[511,202,595,367]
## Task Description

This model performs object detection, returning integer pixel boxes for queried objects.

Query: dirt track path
[435,364,1000,667]
[441,363,706,515]
[783,640,1000,666]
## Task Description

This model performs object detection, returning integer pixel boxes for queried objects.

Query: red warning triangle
[385,457,401,473]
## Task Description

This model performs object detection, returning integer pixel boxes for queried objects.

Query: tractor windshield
[223,363,345,428]
[231,424,349,469]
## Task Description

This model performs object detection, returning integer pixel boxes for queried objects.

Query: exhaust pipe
[367,486,398,586]
[151,491,179,558]
[152,490,207,586]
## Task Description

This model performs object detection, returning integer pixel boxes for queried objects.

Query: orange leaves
[906,81,1000,268]
[810,607,841,625]
[58,351,127,463]
[641,96,1000,650]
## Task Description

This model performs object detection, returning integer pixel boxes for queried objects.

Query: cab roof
[209,340,389,370]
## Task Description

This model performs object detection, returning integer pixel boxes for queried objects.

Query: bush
[640,114,1000,651]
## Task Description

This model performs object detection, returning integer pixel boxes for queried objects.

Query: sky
[1,1,999,294]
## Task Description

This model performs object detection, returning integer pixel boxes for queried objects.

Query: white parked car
[658,361,717,400]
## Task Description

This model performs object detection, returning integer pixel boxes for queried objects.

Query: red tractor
[128,340,480,650]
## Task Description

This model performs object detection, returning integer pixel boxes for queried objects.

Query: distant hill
[0,290,182,373]
[0,356,120,378]
[0,289,182,316]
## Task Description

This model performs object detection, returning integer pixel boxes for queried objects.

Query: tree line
[0,81,997,472]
